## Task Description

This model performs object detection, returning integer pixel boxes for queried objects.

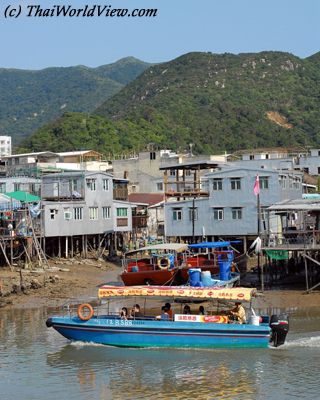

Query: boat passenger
[130,304,143,319]
[155,305,170,320]
[183,305,191,314]
[161,306,170,320]
[165,302,174,320]
[228,302,246,324]
[198,305,205,315]
[120,307,128,320]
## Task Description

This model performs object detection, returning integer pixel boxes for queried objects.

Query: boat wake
[279,334,320,348]
[70,341,106,348]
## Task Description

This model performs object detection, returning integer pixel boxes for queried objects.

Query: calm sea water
[0,306,319,400]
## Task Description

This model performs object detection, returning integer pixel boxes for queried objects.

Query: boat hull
[46,316,271,349]
[121,269,176,286]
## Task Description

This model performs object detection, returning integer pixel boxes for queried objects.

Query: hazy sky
[1,0,319,69]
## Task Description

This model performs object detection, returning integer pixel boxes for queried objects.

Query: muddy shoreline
[0,259,319,310]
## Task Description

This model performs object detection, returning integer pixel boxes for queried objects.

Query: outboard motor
[270,314,289,347]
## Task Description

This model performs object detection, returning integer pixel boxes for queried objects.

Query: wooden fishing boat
[120,243,188,286]
[46,286,289,348]
[120,242,240,286]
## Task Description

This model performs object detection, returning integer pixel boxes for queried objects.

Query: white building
[0,136,11,157]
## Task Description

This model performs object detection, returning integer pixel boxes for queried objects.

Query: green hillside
[0,57,150,143]
[18,51,320,155]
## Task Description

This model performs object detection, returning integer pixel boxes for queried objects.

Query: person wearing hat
[228,302,246,324]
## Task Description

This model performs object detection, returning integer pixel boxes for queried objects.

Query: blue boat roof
[188,241,241,249]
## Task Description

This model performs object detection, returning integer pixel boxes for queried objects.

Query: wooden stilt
[304,253,309,292]
[71,236,74,258]
[65,236,68,258]
[58,236,61,258]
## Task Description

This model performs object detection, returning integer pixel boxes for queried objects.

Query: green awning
[264,249,289,260]
[5,191,40,202]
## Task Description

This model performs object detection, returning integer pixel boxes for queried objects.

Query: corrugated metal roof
[268,198,320,211]
[129,193,164,206]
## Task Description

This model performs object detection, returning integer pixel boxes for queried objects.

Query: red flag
[253,175,260,196]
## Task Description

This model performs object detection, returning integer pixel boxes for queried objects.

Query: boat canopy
[188,241,241,249]
[98,285,255,302]
[125,243,188,255]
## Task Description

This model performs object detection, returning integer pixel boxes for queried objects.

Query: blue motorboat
[46,286,289,348]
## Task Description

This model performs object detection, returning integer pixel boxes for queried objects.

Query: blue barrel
[219,261,231,281]
[201,271,213,287]
[188,268,201,287]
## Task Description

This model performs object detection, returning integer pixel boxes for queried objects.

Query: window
[74,207,83,220]
[102,206,111,219]
[230,178,241,190]
[150,152,156,160]
[50,209,58,220]
[260,176,269,189]
[102,179,109,191]
[89,207,98,220]
[279,175,286,189]
[232,208,242,220]
[260,208,268,222]
[212,178,222,191]
[70,179,80,192]
[156,182,163,191]
[0,182,6,193]
[64,210,72,220]
[213,208,224,220]
[249,155,254,160]
[86,178,96,191]
[289,177,293,189]
[14,183,21,191]
[173,208,182,221]
[189,207,198,221]
[185,170,191,176]
[318,167,320,174]
[303,168,309,174]
[117,208,128,217]
[170,170,176,176]
[293,177,300,189]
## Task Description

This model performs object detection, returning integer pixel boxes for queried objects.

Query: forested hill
[0,57,150,143]
[18,51,320,155]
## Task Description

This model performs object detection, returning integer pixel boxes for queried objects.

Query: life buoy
[77,303,94,321]
[157,257,170,270]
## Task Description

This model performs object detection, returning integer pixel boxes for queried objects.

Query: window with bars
[116,208,128,217]
[73,207,83,220]
[89,207,98,220]
[102,206,111,219]
[102,179,109,191]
